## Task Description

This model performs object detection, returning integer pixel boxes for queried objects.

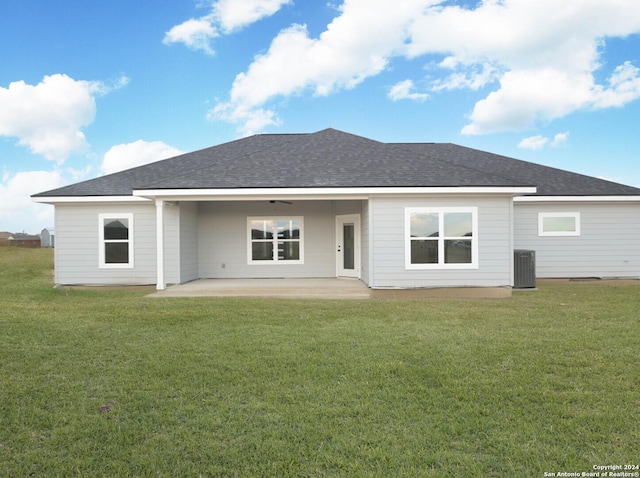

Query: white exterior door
[336,214,360,278]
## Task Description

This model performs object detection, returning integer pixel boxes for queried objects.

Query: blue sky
[2,0,640,234]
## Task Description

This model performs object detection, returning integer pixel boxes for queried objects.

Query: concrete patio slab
[148,278,371,299]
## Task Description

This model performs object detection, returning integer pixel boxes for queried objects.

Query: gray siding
[54,203,157,285]
[179,202,200,283]
[361,200,370,286]
[514,202,640,278]
[369,196,513,288]
[54,199,367,286]
[198,200,363,279]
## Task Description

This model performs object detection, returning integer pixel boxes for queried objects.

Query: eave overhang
[32,186,538,205]
[132,186,537,201]
[31,195,152,205]
[515,195,640,203]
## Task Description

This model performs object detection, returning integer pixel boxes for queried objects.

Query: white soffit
[133,186,537,201]
[32,195,152,204]
[515,195,640,203]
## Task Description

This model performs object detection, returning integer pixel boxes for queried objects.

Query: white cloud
[1,170,65,234]
[462,61,640,135]
[462,68,593,135]
[518,131,569,150]
[164,0,291,55]
[211,0,429,135]
[591,61,640,109]
[208,0,640,135]
[101,140,184,175]
[209,103,280,137]
[163,18,218,55]
[213,0,293,33]
[551,132,569,147]
[388,80,429,101]
[431,62,500,92]
[0,74,128,163]
[518,135,548,151]
[406,0,640,134]
[91,76,131,96]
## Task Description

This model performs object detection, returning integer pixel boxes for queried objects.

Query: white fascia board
[133,186,537,201]
[32,195,152,204]
[515,195,640,203]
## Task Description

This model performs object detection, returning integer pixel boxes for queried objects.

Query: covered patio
[147,278,513,299]
[148,278,371,299]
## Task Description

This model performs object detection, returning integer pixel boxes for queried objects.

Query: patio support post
[156,199,166,290]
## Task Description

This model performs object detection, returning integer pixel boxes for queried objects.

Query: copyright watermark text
[543,465,639,477]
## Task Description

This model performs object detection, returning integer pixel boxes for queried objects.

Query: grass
[1,247,639,477]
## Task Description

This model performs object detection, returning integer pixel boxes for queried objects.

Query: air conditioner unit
[514,250,536,289]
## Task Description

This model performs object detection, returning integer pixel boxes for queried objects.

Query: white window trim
[247,216,304,265]
[99,213,134,269]
[405,207,479,270]
[538,212,580,236]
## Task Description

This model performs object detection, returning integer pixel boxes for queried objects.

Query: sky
[2,0,640,234]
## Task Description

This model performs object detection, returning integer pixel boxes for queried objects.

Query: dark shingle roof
[395,143,640,196]
[34,133,306,197]
[33,128,640,198]
[135,129,530,190]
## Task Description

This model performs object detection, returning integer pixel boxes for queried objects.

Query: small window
[99,214,134,268]
[539,212,580,236]
[406,207,478,269]
[248,217,303,264]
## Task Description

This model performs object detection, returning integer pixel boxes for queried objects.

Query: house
[7,233,41,248]
[41,227,55,248]
[32,128,640,295]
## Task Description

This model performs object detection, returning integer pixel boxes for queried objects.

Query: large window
[248,217,303,264]
[99,213,133,268]
[405,207,478,269]
[538,212,580,236]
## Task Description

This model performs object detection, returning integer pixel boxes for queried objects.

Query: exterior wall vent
[514,250,536,289]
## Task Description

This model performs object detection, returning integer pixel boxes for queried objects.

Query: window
[538,212,580,236]
[248,217,303,264]
[405,207,478,269]
[99,214,133,268]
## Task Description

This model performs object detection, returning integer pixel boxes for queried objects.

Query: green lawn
[1,247,639,477]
